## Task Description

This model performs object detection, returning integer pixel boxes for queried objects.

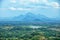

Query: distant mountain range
[0,12,60,24]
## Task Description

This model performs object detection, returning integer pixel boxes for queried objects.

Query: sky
[0,0,60,19]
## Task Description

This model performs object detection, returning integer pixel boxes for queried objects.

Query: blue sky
[0,0,60,19]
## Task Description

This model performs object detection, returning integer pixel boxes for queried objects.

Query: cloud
[8,0,60,10]
[42,0,48,3]
[10,0,16,3]
[17,8,32,10]
[39,0,60,8]
[19,0,29,5]
[9,7,16,10]
[29,0,48,4]
[9,7,32,11]
[50,2,60,8]
[19,0,48,3]
[29,0,41,3]
[18,0,49,8]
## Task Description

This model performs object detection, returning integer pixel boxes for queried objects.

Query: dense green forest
[0,24,60,40]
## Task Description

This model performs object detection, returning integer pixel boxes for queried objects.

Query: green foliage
[0,25,60,40]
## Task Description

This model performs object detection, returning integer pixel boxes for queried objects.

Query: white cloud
[9,7,32,11]
[30,0,41,3]
[19,0,29,5]
[29,0,49,4]
[19,0,49,8]
[9,7,16,10]
[17,8,32,10]
[43,0,48,3]
[10,0,16,3]
[42,0,50,5]
[9,0,60,9]
[28,6,49,9]
[17,8,24,10]
[50,2,60,8]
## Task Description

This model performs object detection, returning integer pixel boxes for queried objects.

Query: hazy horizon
[0,0,60,21]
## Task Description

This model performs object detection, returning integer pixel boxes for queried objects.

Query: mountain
[0,12,60,24]
[0,12,60,26]
[12,12,53,22]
